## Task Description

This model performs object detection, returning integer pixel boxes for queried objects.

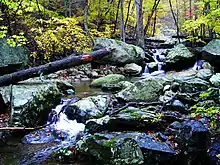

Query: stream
[0,81,101,165]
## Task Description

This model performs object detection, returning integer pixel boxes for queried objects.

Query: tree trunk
[152,11,157,37]
[124,0,132,31]
[135,0,145,49]
[143,0,161,35]
[169,0,180,43]
[113,0,121,35]
[120,0,125,41]
[0,48,111,87]
[84,0,94,46]
[189,0,192,19]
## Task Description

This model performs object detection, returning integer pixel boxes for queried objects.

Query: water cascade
[21,99,85,164]
[142,49,166,78]
[192,59,205,71]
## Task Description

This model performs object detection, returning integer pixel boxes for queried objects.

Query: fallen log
[0,127,35,130]
[0,48,111,87]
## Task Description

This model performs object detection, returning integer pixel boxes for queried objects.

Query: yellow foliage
[31,17,91,60]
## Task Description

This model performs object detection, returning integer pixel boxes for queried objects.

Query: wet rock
[208,140,220,165]
[163,85,171,92]
[159,90,176,103]
[195,100,217,108]
[86,107,163,132]
[0,39,29,75]
[101,84,122,92]
[89,70,99,78]
[164,100,189,114]
[77,132,176,165]
[10,81,64,127]
[202,39,220,67]
[202,61,214,71]
[65,95,109,123]
[47,73,59,79]
[176,78,210,93]
[147,62,159,72]
[116,78,164,102]
[124,63,142,76]
[93,38,145,65]
[170,82,180,92]
[117,81,133,89]
[210,73,220,87]
[90,74,125,87]
[145,36,176,49]
[111,138,144,165]
[165,44,196,70]
[177,120,211,153]
[197,69,213,80]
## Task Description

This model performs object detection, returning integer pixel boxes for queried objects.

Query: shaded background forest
[0,0,219,64]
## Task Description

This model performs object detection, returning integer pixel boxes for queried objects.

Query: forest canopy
[0,0,219,64]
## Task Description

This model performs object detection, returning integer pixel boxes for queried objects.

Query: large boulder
[65,95,109,123]
[2,80,74,127]
[123,63,142,76]
[176,78,210,93]
[90,74,125,87]
[165,44,196,70]
[202,39,220,67]
[115,78,164,102]
[93,38,145,66]
[197,69,213,80]
[77,132,176,165]
[0,39,29,75]
[210,73,220,87]
[176,120,211,153]
[85,107,163,133]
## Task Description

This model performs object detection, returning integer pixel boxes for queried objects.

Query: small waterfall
[142,49,166,79]
[52,99,85,140]
[144,64,150,73]
[193,60,205,71]
[21,99,85,164]
[152,49,166,71]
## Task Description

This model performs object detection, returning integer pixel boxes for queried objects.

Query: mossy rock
[90,74,126,87]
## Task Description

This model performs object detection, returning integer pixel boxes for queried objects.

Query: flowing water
[0,81,101,165]
[142,48,166,78]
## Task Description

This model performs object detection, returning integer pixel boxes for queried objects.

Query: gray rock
[116,78,164,102]
[202,39,220,66]
[176,78,210,93]
[165,44,195,70]
[47,73,59,79]
[90,74,125,87]
[65,95,109,123]
[147,62,158,72]
[177,120,210,153]
[117,81,133,89]
[124,63,142,76]
[89,71,99,78]
[197,69,213,80]
[210,73,220,87]
[111,138,144,165]
[77,132,176,165]
[93,38,145,65]
[11,81,63,127]
[85,107,162,132]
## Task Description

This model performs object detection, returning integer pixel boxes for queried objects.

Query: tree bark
[169,0,180,43]
[84,0,94,46]
[124,0,132,31]
[120,0,125,41]
[135,0,145,49]
[0,48,111,87]
[143,0,161,35]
